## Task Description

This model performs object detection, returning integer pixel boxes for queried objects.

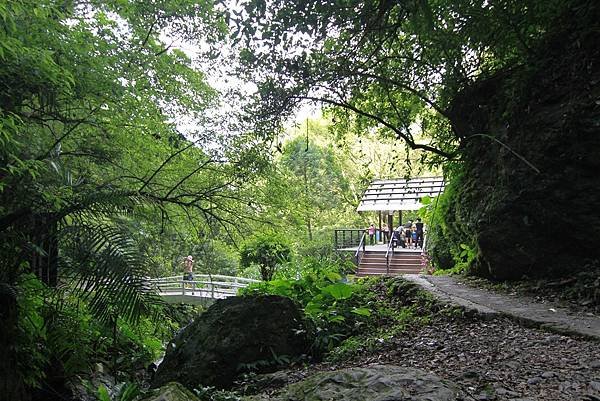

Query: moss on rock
[439,3,600,280]
[152,295,313,390]
[140,382,200,401]
[244,365,459,401]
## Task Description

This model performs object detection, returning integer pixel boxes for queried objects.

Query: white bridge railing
[148,274,260,299]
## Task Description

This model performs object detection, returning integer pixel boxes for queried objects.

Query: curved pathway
[404,274,600,341]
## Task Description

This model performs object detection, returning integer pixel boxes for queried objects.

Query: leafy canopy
[231,0,572,165]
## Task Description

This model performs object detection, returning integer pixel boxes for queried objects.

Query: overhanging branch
[291,95,456,159]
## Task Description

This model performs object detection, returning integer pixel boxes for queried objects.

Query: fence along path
[148,274,260,300]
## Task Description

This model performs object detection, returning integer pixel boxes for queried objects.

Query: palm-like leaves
[57,191,162,324]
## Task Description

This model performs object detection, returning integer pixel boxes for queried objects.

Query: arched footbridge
[148,274,260,305]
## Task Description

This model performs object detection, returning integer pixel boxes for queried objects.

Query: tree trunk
[30,213,58,286]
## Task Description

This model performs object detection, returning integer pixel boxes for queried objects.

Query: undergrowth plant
[326,277,455,363]
[241,256,374,354]
[15,274,191,397]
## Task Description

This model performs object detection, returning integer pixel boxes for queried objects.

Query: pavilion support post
[399,210,403,226]
[378,211,382,243]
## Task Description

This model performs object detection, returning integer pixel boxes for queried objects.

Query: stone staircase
[356,249,423,276]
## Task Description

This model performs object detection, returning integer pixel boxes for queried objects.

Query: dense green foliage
[417,171,477,274]
[241,257,454,360]
[2,0,597,399]
[241,257,363,352]
[15,275,200,400]
[239,232,292,281]
[0,0,260,398]
[231,0,598,279]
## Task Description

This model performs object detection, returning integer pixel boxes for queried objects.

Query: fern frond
[58,216,162,325]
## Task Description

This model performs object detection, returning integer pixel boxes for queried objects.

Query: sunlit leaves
[233,0,573,163]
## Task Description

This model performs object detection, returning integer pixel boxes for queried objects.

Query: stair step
[356,270,422,276]
[359,266,422,272]
[360,260,420,264]
[358,266,422,270]
[361,254,421,259]
[361,254,422,259]
[359,260,421,266]
[361,254,421,258]
[363,250,422,254]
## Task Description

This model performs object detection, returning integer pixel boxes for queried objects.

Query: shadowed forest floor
[236,276,600,401]
[241,313,600,401]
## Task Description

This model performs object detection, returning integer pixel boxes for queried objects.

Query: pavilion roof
[356,176,445,212]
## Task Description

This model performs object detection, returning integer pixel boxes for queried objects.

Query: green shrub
[326,278,444,362]
[239,232,292,281]
[241,257,374,354]
[12,274,188,395]
[14,274,49,390]
[419,167,477,274]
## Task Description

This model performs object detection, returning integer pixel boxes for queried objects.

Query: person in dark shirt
[415,218,425,248]
[404,220,413,248]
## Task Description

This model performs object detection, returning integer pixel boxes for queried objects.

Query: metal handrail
[149,274,259,284]
[334,228,366,249]
[354,232,367,266]
[148,274,259,298]
[384,231,396,275]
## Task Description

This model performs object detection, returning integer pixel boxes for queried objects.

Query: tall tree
[0,1,264,398]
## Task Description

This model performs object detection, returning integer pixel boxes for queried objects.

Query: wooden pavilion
[357,176,445,233]
[333,176,445,250]
[349,176,447,276]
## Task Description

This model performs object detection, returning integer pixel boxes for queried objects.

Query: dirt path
[356,314,600,400]
[250,308,600,400]
[404,274,600,341]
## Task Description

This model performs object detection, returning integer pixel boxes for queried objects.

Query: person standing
[415,218,425,248]
[404,220,413,248]
[397,225,406,248]
[183,255,194,282]
[382,223,390,243]
[368,223,376,245]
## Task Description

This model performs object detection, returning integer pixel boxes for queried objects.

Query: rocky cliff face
[443,4,600,280]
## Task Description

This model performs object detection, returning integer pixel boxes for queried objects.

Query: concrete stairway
[356,249,423,276]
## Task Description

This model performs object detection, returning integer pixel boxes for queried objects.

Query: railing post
[192,281,196,295]
[386,254,390,275]
[182,280,185,296]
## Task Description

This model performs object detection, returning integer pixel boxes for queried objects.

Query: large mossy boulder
[152,295,313,390]
[245,365,459,401]
[440,3,600,280]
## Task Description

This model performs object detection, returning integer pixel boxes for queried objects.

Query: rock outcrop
[245,364,459,401]
[152,295,313,390]
[438,2,600,280]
